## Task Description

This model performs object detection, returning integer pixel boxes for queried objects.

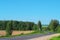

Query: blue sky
[0,0,60,24]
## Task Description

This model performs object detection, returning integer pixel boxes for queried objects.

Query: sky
[0,0,60,24]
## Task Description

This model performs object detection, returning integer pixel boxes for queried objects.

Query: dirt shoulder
[29,33,60,40]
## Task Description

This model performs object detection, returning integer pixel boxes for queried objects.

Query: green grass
[50,36,60,40]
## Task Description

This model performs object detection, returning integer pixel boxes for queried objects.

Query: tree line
[0,20,36,30]
[0,20,60,36]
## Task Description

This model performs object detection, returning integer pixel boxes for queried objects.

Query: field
[0,30,34,36]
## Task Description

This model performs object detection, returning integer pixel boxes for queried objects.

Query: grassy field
[50,36,60,40]
[0,30,34,36]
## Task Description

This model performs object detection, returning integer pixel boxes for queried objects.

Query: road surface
[29,33,60,40]
[0,33,60,40]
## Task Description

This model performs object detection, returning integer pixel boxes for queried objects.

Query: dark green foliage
[0,20,35,30]
[0,21,6,30]
[33,24,39,31]
[55,24,60,32]
[38,21,42,31]
[17,21,34,30]
[48,20,59,32]
[12,21,19,30]
[17,22,22,30]
[6,21,12,36]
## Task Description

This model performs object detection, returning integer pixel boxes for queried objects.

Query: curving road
[0,33,59,40]
[29,33,60,40]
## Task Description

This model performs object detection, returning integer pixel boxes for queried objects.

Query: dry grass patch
[0,30,6,36]
[0,30,34,36]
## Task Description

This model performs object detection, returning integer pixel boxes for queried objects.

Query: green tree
[38,21,42,31]
[6,21,12,36]
[48,20,59,32]
[12,21,19,30]
[0,21,6,30]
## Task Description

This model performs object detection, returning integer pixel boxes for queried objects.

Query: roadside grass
[50,36,60,40]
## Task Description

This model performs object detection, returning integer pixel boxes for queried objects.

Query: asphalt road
[0,33,55,40]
